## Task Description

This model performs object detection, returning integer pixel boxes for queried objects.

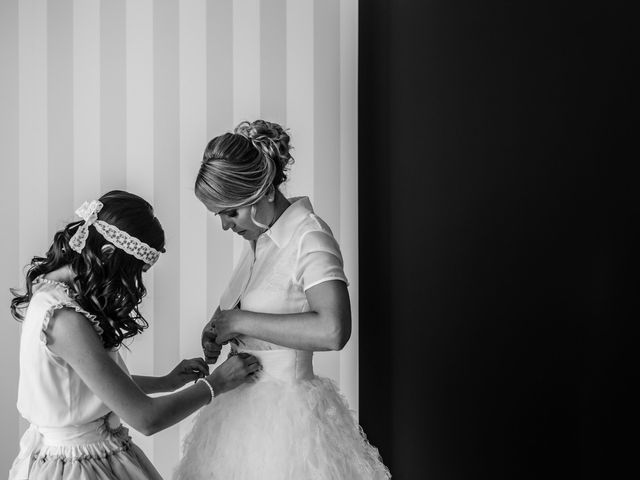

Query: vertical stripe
[125,0,155,461]
[339,0,359,414]
[0,0,21,466]
[207,0,233,140]
[232,0,261,264]
[73,0,101,205]
[18,0,49,443]
[311,0,342,386]
[179,0,208,444]
[285,0,314,199]
[206,0,235,316]
[48,0,74,232]
[100,0,126,191]
[153,0,181,474]
[260,0,287,125]
[126,0,154,202]
[313,0,341,238]
[19,1,49,274]
[232,0,261,124]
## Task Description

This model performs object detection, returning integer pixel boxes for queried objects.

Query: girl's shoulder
[30,275,77,311]
[30,275,103,342]
[32,275,75,298]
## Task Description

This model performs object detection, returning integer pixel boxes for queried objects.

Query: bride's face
[203,197,272,241]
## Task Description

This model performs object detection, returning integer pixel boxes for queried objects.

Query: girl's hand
[164,358,209,390]
[207,353,261,395]
[211,307,242,345]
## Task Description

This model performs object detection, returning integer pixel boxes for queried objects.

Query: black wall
[358,2,633,479]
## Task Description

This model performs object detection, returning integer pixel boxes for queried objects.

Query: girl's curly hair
[10,190,165,350]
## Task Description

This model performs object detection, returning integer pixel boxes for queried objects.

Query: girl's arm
[131,375,172,394]
[48,309,259,436]
[212,280,351,351]
[132,358,210,394]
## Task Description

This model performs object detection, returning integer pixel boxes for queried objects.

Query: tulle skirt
[174,350,390,480]
[9,414,162,480]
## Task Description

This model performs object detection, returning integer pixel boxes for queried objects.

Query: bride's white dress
[174,197,390,479]
[175,348,389,479]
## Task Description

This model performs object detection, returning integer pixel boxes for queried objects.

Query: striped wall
[0,0,358,476]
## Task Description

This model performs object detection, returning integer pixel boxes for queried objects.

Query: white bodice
[219,197,348,351]
[16,278,129,428]
[237,348,315,383]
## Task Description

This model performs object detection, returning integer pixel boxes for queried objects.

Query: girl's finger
[188,358,209,374]
[195,358,210,374]
[181,359,208,377]
[247,362,260,373]
[184,358,203,369]
[243,354,258,364]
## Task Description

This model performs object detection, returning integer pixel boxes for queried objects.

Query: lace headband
[69,200,161,266]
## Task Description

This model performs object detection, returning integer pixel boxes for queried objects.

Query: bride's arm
[213,280,351,351]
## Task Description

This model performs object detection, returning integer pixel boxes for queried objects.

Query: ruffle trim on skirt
[11,417,162,480]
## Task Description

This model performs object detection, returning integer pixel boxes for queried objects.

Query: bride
[174,120,390,479]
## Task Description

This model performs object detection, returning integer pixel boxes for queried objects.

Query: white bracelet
[197,378,215,404]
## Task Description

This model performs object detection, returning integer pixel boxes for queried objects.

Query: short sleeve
[39,293,103,347]
[296,230,349,291]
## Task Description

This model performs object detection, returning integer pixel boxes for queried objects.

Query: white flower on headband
[69,200,161,266]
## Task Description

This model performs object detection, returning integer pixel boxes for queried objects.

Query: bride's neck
[271,191,291,226]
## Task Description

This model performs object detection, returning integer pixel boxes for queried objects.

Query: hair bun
[235,119,294,186]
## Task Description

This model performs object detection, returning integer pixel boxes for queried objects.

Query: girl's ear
[101,243,116,259]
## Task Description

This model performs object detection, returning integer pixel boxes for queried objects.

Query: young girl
[9,190,259,480]
[175,121,390,479]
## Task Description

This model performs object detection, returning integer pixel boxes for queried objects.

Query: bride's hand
[207,353,260,395]
[211,308,242,345]
[202,316,223,365]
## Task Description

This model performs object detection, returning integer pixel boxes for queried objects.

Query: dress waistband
[9,413,124,480]
[235,348,315,383]
[38,411,122,446]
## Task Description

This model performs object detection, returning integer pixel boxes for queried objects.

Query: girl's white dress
[9,277,162,480]
[174,197,390,480]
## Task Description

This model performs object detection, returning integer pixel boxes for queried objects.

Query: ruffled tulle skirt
[9,414,162,480]
[174,350,390,480]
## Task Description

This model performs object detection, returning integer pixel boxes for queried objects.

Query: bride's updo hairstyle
[10,190,165,350]
[195,119,294,210]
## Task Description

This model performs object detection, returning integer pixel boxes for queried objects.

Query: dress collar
[264,196,313,248]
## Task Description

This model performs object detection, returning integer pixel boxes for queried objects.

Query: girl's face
[202,196,273,241]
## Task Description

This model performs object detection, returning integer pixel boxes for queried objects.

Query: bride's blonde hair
[195,119,294,209]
